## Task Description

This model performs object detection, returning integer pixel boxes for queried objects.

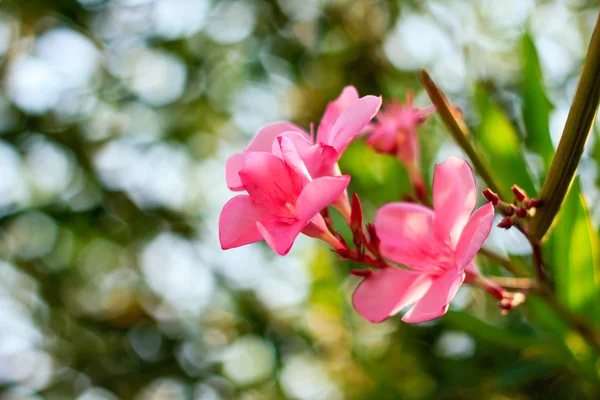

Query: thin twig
[486,276,540,291]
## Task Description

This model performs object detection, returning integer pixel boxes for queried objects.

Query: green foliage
[545,180,600,322]
[473,85,538,196]
[522,33,555,174]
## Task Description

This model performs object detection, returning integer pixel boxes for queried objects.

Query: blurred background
[1,0,600,399]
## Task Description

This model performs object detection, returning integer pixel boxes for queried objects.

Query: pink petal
[225,123,307,190]
[317,86,360,144]
[277,136,312,183]
[240,152,298,202]
[301,144,340,178]
[433,157,477,247]
[225,152,247,191]
[401,267,465,324]
[219,195,266,249]
[352,268,433,323]
[246,122,308,152]
[327,95,382,154]
[366,127,397,154]
[272,132,340,178]
[272,131,314,158]
[455,202,495,271]
[256,220,307,255]
[296,176,350,221]
[374,203,437,267]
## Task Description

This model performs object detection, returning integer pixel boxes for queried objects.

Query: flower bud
[482,188,499,205]
[350,269,372,278]
[511,185,527,202]
[515,206,528,218]
[497,216,513,229]
[527,198,542,208]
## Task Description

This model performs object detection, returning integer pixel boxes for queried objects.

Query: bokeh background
[1,0,600,399]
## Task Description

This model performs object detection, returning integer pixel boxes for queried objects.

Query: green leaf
[545,180,600,322]
[339,140,412,206]
[473,86,538,196]
[444,311,546,351]
[522,33,555,174]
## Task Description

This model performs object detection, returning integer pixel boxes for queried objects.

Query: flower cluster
[220,86,507,324]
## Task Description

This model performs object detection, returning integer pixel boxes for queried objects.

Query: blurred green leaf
[444,311,545,351]
[497,359,560,389]
[339,140,412,206]
[474,86,538,196]
[522,33,555,174]
[545,180,600,322]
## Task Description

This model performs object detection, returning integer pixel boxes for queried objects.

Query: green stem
[419,70,508,199]
[529,11,600,242]
[481,247,600,355]
[478,247,527,277]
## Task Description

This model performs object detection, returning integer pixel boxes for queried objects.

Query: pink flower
[225,86,381,218]
[352,157,495,323]
[219,136,349,256]
[364,92,434,173]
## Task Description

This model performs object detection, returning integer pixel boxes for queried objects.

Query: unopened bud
[334,248,351,258]
[497,216,513,229]
[515,206,528,218]
[482,188,499,206]
[350,193,364,232]
[365,223,381,257]
[511,185,527,202]
[527,198,542,208]
[350,269,372,278]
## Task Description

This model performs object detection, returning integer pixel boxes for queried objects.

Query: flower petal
[272,131,314,158]
[317,86,360,144]
[246,122,308,152]
[240,152,298,202]
[455,202,495,270]
[352,268,433,323]
[296,176,350,221]
[302,144,340,178]
[225,152,247,191]
[225,123,307,190]
[374,202,437,267]
[257,220,306,255]
[219,195,266,249]
[433,157,477,247]
[402,267,465,324]
[278,135,312,183]
[327,95,382,154]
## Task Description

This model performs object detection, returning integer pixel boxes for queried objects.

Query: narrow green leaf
[474,86,538,196]
[522,33,555,173]
[545,180,600,322]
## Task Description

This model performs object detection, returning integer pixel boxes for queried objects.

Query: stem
[409,167,430,207]
[419,70,508,199]
[318,229,346,251]
[529,237,552,288]
[528,11,600,242]
[479,246,600,353]
[487,276,540,291]
[478,247,528,277]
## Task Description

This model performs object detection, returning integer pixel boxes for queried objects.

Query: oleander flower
[364,92,434,175]
[352,157,495,323]
[219,136,349,255]
[225,86,381,219]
